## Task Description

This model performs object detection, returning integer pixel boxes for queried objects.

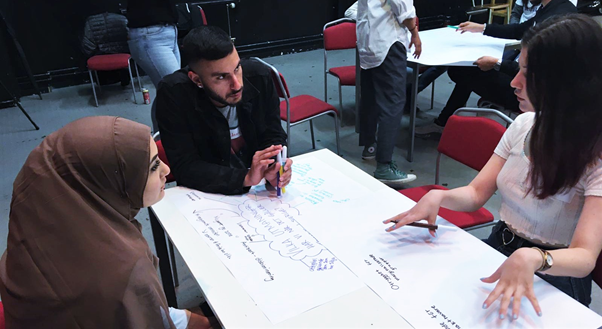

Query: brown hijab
[0,116,175,329]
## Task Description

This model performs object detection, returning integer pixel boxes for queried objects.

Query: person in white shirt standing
[356,0,421,186]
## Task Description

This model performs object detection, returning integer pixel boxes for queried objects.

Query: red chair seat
[156,139,175,183]
[399,185,494,229]
[280,95,338,123]
[328,66,356,86]
[87,54,131,71]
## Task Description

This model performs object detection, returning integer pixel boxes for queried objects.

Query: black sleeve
[156,83,250,195]
[257,73,288,150]
[500,59,519,77]
[484,18,533,40]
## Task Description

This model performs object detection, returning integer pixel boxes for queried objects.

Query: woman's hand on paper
[458,21,485,34]
[244,145,282,187]
[383,190,443,237]
[265,158,293,188]
[480,247,543,320]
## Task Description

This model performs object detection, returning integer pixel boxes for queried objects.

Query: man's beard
[204,85,244,107]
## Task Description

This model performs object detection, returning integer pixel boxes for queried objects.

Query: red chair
[323,18,356,123]
[152,132,175,183]
[87,54,142,107]
[399,108,513,229]
[0,301,5,329]
[252,57,341,155]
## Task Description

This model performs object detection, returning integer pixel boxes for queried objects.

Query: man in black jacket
[415,0,576,136]
[155,26,292,195]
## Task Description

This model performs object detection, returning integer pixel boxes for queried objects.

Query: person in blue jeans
[127,0,181,131]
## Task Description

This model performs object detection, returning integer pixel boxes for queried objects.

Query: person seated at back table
[415,0,576,137]
[156,26,292,195]
[386,14,602,320]
[0,116,210,328]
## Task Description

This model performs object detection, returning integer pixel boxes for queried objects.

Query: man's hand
[410,30,422,59]
[265,158,293,189]
[474,56,499,71]
[244,145,282,187]
[458,21,485,33]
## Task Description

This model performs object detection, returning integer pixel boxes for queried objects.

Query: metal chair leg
[93,70,101,93]
[133,60,143,91]
[334,113,341,155]
[89,70,99,107]
[168,239,180,287]
[338,81,343,125]
[430,80,435,110]
[309,120,316,149]
[324,72,328,102]
[128,60,137,104]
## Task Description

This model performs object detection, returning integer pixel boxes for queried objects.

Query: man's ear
[187,71,203,87]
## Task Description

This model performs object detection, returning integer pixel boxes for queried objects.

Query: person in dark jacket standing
[415,0,576,137]
[155,26,292,195]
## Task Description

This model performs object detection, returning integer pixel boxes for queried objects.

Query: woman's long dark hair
[522,14,602,199]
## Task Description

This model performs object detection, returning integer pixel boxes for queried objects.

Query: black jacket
[485,0,577,40]
[486,0,577,76]
[81,13,129,57]
[156,59,287,195]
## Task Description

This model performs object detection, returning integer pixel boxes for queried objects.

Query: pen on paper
[447,25,459,30]
[390,220,458,231]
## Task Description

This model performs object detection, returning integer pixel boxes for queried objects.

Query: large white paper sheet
[299,188,602,328]
[163,158,371,325]
[410,27,516,66]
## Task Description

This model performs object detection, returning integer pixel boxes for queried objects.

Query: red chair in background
[252,57,341,155]
[152,132,178,286]
[323,18,356,123]
[399,108,513,229]
[87,54,142,107]
[152,132,175,183]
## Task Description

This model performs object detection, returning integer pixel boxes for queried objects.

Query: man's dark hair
[522,14,602,199]
[182,26,234,67]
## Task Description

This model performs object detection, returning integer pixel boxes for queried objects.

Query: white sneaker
[414,122,445,137]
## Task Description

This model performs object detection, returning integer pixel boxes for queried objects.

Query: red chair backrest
[324,22,357,50]
[270,71,291,99]
[156,139,176,183]
[437,115,507,171]
[199,7,208,25]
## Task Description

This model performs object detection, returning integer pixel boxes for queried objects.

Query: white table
[405,27,519,161]
[150,149,602,328]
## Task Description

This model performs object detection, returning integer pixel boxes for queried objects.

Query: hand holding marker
[276,146,287,197]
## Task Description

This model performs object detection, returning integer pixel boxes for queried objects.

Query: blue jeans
[483,221,592,307]
[128,24,181,88]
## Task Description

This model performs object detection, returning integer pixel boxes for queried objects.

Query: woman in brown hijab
[0,116,210,328]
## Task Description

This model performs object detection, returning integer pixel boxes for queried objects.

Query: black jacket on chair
[484,0,577,40]
[155,59,287,195]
